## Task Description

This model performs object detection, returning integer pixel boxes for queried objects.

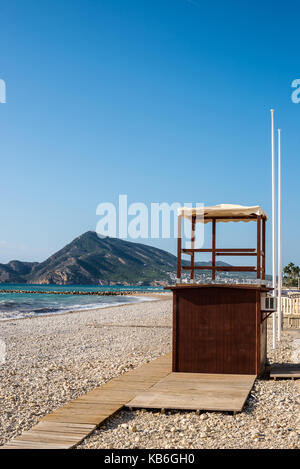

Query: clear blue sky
[0,0,299,272]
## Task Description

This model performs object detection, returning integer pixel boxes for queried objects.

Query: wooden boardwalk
[127,372,256,412]
[2,353,258,449]
[270,363,300,380]
[1,353,172,449]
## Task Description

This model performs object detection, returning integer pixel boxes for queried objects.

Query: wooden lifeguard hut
[169,204,275,376]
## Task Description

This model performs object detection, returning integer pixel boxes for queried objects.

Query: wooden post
[257,216,261,280]
[191,215,196,282]
[212,218,216,281]
[262,217,266,280]
[177,215,182,281]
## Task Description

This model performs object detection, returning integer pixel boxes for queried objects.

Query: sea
[0,284,163,321]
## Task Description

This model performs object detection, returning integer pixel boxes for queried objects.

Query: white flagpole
[271,109,276,349]
[277,129,282,340]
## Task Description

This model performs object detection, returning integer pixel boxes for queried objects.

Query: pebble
[0,299,171,447]
[129,425,137,433]
[1,299,299,450]
[77,321,300,450]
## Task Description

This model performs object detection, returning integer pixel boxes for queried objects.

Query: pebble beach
[0,297,299,449]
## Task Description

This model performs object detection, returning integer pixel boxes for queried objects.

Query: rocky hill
[26,232,178,285]
[0,260,38,283]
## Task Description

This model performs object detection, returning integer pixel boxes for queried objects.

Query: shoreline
[0,292,171,324]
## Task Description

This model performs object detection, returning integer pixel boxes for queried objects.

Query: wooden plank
[204,216,258,220]
[172,292,177,372]
[27,421,95,436]
[182,265,256,272]
[13,432,82,444]
[177,215,182,279]
[39,413,115,425]
[1,440,71,449]
[257,215,261,279]
[212,218,216,280]
[270,364,300,379]
[216,252,257,256]
[183,248,214,253]
[183,248,256,253]
[127,372,256,412]
[262,218,266,280]
[2,353,172,449]
[167,284,271,291]
[190,215,196,281]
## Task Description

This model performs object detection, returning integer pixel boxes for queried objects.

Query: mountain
[0,231,233,285]
[0,260,38,283]
[27,232,178,285]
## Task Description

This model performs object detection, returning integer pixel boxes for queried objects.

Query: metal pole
[278,129,282,339]
[271,109,276,349]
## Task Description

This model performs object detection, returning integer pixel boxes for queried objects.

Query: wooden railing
[281,296,300,315]
[177,214,266,281]
[281,296,300,328]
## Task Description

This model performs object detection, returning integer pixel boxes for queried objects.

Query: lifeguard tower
[127,205,280,413]
[170,204,275,376]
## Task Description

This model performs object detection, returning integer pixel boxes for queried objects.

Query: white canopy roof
[177,204,268,223]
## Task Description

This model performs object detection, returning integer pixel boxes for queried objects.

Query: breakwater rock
[0,289,141,296]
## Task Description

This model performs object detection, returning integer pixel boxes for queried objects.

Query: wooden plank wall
[172,287,263,375]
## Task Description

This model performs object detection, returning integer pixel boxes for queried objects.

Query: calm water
[0,284,163,321]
